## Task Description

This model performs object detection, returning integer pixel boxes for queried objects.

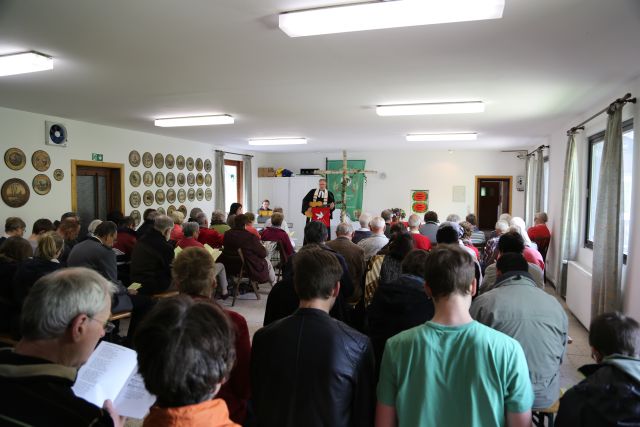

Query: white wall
[0,106,264,231]
[256,149,526,222]
[544,75,640,320]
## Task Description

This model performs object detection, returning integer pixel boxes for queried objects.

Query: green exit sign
[92,153,104,161]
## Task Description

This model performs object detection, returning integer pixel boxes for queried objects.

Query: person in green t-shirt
[376,244,534,427]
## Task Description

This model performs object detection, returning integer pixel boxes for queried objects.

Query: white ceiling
[0,0,639,152]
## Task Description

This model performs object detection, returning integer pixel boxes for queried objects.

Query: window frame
[584,118,633,264]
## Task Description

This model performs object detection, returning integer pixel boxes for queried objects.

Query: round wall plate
[176,155,185,170]
[142,152,153,168]
[154,153,164,169]
[204,159,212,172]
[166,172,175,187]
[32,174,51,195]
[166,188,176,203]
[205,188,212,201]
[1,178,30,207]
[31,150,51,172]
[155,189,165,205]
[4,148,26,171]
[129,191,141,208]
[129,150,141,167]
[165,154,175,169]
[130,210,141,226]
[205,173,212,186]
[187,188,195,201]
[129,171,141,187]
[177,189,186,203]
[154,172,165,187]
[143,190,154,206]
[186,157,194,171]
[167,205,176,216]
[143,171,153,187]
[53,169,64,181]
[195,158,203,171]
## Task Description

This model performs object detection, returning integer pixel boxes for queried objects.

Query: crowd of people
[0,204,638,427]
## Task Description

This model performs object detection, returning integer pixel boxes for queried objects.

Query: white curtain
[525,148,545,226]
[214,151,226,212]
[555,133,580,297]
[243,155,252,213]
[592,103,624,318]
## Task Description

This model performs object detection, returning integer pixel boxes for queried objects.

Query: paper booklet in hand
[72,341,156,419]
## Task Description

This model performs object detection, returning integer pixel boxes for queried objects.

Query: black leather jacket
[556,356,640,426]
[251,308,375,427]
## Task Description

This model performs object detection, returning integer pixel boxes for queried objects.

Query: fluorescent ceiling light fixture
[0,51,53,77]
[406,133,478,142]
[377,101,485,116]
[248,138,307,146]
[279,0,505,37]
[154,115,234,127]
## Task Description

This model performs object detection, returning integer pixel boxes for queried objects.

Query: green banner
[326,159,366,221]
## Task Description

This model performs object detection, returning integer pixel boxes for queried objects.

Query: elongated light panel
[377,101,485,116]
[155,115,234,127]
[279,0,505,37]
[407,133,478,142]
[0,52,53,77]
[248,138,307,146]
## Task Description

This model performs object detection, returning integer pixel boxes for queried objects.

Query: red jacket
[261,226,294,258]
[177,237,204,249]
[198,227,223,248]
[114,228,137,257]
[411,232,432,251]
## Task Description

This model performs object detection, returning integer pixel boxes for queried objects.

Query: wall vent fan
[45,121,67,147]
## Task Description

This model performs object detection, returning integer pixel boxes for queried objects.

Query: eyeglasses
[88,316,116,334]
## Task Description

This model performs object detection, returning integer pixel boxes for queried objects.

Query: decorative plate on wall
[177,173,186,187]
[31,150,51,172]
[166,172,175,187]
[154,172,165,187]
[195,158,203,171]
[53,169,64,181]
[166,189,176,203]
[142,152,153,168]
[32,174,51,195]
[130,210,141,227]
[4,148,26,171]
[167,205,176,216]
[177,189,186,203]
[129,191,141,208]
[154,153,164,169]
[2,178,30,207]
[196,188,204,201]
[129,171,141,187]
[129,150,141,167]
[157,207,166,215]
[205,188,212,201]
[187,188,195,201]
[204,159,212,172]
[204,174,212,186]
[143,190,154,206]
[155,189,165,205]
[187,173,195,187]
[165,154,175,169]
[143,171,153,187]
[178,205,188,217]
[196,173,204,186]
[176,155,185,170]
[186,157,194,171]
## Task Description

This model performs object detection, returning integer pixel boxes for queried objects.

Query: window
[224,159,243,208]
[585,119,634,259]
[543,156,549,213]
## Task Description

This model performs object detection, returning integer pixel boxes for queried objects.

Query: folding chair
[231,248,261,307]
[263,240,288,283]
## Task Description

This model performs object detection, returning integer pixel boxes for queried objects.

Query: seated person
[244,212,261,238]
[218,214,275,285]
[418,211,439,243]
[556,312,640,426]
[459,221,480,259]
[527,212,551,260]
[352,213,373,244]
[264,207,292,236]
[169,211,185,242]
[196,212,223,248]
[379,231,414,285]
[357,216,389,261]
[481,220,509,272]
[0,268,123,426]
[178,222,204,248]
[0,237,33,334]
[0,217,26,247]
[251,246,375,427]
[135,296,238,427]
[510,217,544,270]
[210,210,231,234]
[482,231,544,292]
[56,217,81,265]
[367,249,434,375]
[326,222,365,305]
[261,212,294,258]
[26,218,54,254]
[257,199,273,223]
[130,215,175,295]
[136,208,157,239]
[466,213,486,246]
[113,216,137,258]
[171,247,251,424]
[407,214,432,250]
[471,252,568,410]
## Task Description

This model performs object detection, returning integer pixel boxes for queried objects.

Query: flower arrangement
[389,208,406,221]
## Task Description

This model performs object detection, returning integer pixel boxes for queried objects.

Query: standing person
[0,217,26,247]
[251,246,375,427]
[376,245,533,427]
[556,312,640,427]
[26,218,54,254]
[0,268,124,427]
[418,211,439,243]
[130,215,175,295]
[301,178,335,235]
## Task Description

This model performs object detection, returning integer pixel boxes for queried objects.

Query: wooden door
[475,176,512,230]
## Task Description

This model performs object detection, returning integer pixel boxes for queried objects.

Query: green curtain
[326,159,366,221]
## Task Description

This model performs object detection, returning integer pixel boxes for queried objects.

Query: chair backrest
[532,236,551,261]
[237,248,258,282]
[364,254,385,307]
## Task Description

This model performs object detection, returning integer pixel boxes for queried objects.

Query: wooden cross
[314,150,377,222]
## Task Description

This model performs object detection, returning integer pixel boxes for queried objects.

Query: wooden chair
[152,290,179,299]
[231,248,261,307]
[108,312,132,322]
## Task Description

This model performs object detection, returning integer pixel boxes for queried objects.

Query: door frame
[474,175,513,226]
[70,160,125,213]
[224,159,244,206]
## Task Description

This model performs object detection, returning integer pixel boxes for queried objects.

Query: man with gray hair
[357,216,389,261]
[131,214,175,295]
[352,212,373,244]
[0,268,125,426]
[195,212,223,248]
[327,222,366,305]
[407,214,432,250]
